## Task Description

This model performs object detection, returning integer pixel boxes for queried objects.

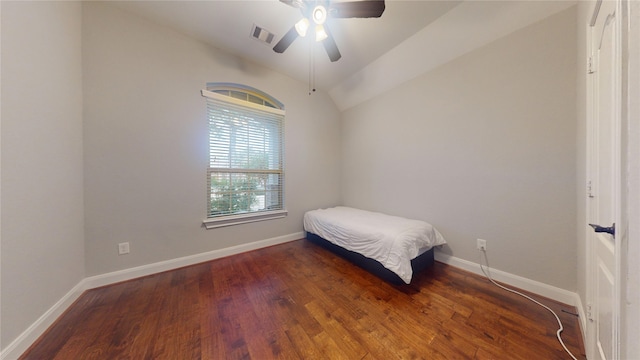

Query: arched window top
[205,82,284,110]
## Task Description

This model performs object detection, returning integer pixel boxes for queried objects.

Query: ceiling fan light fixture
[274,0,385,62]
[294,18,310,36]
[315,24,328,42]
[312,5,327,25]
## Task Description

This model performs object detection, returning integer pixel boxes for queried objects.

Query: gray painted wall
[340,8,578,290]
[82,2,342,276]
[2,1,602,354]
[1,1,85,349]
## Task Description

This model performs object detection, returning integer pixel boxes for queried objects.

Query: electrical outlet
[118,242,130,255]
[477,239,487,251]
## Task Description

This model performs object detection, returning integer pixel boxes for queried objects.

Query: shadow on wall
[205,45,272,78]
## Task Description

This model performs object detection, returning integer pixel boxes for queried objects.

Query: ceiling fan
[273,0,386,62]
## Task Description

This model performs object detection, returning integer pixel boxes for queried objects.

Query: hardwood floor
[21,239,586,359]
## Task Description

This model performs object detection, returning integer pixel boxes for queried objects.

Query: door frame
[585,0,622,359]
[619,1,640,358]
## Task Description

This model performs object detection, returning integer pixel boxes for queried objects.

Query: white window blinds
[201,89,285,225]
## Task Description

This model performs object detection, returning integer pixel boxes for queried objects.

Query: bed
[303,206,446,284]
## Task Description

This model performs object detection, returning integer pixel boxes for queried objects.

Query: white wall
[1,1,85,350]
[82,2,342,276]
[341,7,578,290]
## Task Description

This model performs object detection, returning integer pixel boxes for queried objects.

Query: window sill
[203,210,288,229]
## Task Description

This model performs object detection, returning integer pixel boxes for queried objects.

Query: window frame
[201,84,286,229]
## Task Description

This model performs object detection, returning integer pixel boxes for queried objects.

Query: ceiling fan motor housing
[273,0,385,62]
[312,5,327,24]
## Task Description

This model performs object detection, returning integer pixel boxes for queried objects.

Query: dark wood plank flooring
[21,239,586,359]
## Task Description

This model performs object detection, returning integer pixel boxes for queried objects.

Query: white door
[587,1,621,359]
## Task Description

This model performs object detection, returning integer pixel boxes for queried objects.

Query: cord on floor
[479,250,578,360]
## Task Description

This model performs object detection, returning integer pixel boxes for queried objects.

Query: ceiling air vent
[250,24,275,45]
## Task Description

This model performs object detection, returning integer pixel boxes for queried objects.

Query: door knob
[589,223,615,237]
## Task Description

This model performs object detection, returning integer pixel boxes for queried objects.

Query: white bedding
[303,206,446,284]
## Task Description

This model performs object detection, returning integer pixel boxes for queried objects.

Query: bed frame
[305,231,434,285]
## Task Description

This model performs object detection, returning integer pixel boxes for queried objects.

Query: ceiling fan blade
[329,0,385,18]
[279,0,305,9]
[273,25,299,53]
[322,27,341,62]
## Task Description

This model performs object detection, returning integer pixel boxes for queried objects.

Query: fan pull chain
[313,46,317,93]
[308,36,312,95]
[308,37,316,95]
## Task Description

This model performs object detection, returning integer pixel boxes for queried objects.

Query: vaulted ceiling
[108,0,576,110]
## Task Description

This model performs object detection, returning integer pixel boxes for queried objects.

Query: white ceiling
[108,0,576,110]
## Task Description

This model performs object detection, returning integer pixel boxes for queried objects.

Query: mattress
[303,206,446,283]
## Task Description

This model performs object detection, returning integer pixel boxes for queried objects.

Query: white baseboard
[573,292,588,346]
[434,250,579,306]
[83,231,304,290]
[435,251,590,349]
[0,232,303,360]
[0,281,86,360]
[4,235,584,360]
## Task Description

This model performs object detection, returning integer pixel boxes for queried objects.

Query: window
[201,83,286,229]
